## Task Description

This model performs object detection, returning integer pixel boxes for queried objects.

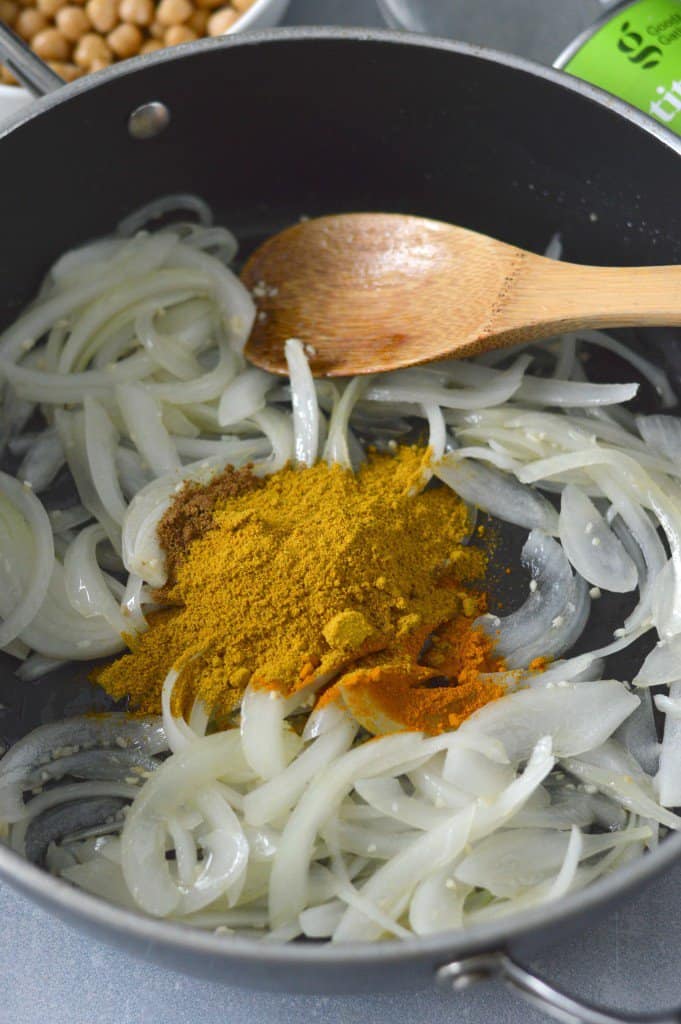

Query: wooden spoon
[241,212,681,377]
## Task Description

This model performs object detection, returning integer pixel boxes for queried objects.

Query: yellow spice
[94,445,485,718]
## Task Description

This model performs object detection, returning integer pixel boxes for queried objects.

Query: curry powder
[94,445,488,721]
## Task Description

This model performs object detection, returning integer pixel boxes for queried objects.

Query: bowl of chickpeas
[0,0,289,113]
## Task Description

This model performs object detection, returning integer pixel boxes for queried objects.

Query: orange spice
[528,655,551,673]
[322,612,507,736]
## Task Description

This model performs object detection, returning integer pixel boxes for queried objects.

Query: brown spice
[156,463,264,586]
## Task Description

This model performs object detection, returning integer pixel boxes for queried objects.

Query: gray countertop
[3,2,679,1022]
[4,853,681,1023]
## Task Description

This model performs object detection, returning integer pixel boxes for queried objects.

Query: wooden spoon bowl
[241,212,681,377]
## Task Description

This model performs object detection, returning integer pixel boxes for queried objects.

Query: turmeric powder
[322,602,507,735]
[95,444,502,731]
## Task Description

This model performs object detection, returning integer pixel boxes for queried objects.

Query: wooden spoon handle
[490,257,681,348]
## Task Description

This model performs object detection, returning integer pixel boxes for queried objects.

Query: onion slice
[559,484,637,593]
[434,457,558,534]
[0,471,55,650]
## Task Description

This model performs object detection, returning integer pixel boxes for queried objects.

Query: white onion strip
[0,472,55,649]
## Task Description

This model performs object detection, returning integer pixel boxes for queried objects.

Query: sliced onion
[0,714,165,823]
[578,331,675,407]
[531,628,648,688]
[286,339,319,467]
[323,377,370,469]
[240,686,303,782]
[516,376,638,408]
[0,237,175,365]
[83,397,127,525]
[475,531,576,662]
[116,382,180,477]
[135,306,201,380]
[364,356,531,411]
[635,636,681,687]
[455,825,643,899]
[23,797,130,865]
[0,471,55,650]
[268,732,442,928]
[161,664,201,755]
[250,408,294,474]
[218,368,278,428]
[434,457,558,534]
[564,754,681,829]
[55,410,121,553]
[117,195,213,236]
[146,341,238,405]
[17,430,64,493]
[63,524,129,635]
[170,245,255,353]
[656,679,681,807]
[559,484,637,592]
[408,870,470,935]
[121,735,249,916]
[637,412,681,462]
[332,806,474,942]
[243,715,357,827]
[455,680,639,764]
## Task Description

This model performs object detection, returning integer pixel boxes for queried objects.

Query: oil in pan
[556,0,681,134]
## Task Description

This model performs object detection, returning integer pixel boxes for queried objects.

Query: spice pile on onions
[0,197,679,942]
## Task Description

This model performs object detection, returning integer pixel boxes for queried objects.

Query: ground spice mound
[157,464,264,584]
[95,445,488,720]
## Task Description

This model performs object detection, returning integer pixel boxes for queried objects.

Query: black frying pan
[1,26,681,1024]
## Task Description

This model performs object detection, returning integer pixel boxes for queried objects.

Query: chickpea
[0,65,18,85]
[155,0,191,24]
[15,7,48,39]
[164,22,195,44]
[73,30,111,66]
[196,0,224,11]
[230,0,255,10]
[36,0,66,16]
[140,37,163,52]
[106,21,141,55]
[85,0,117,32]
[149,18,164,36]
[207,5,237,34]
[118,0,152,25]
[32,27,71,60]
[48,59,83,80]
[55,5,91,40]
[0,0,18,24]
[187,8,207,33]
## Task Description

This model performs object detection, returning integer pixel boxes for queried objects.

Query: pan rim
[1,24,681,969]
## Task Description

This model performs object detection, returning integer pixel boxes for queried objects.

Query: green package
[563,0,681,135]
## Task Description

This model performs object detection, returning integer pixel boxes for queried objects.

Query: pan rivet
[128,101,170,140]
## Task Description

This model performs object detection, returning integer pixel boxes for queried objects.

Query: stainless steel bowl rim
[1,25,680,966]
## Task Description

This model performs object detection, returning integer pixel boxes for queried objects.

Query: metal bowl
[376,0,618,64]
[0,0,291,124]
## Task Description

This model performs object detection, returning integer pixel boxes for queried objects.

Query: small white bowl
[0,0,290,125]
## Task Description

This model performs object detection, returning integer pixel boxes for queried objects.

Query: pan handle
[437,952,681,1024]
[0,22,63,96]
